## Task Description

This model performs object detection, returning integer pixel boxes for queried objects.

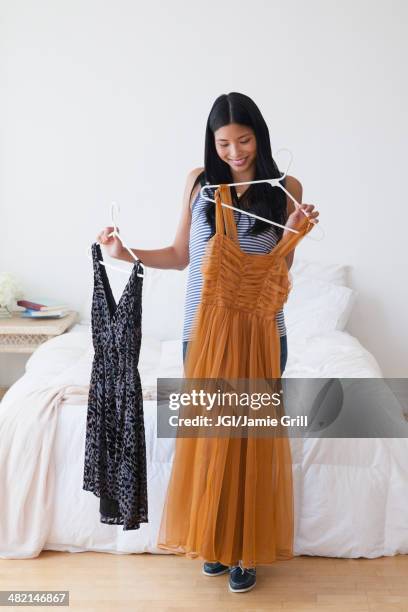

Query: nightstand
[0,310,78,398]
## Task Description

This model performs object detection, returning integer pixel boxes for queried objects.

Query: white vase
[0,305,12,318]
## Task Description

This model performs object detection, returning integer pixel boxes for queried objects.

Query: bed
[1,260,407,560]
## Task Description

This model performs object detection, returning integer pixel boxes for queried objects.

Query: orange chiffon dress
[157,185,314,567]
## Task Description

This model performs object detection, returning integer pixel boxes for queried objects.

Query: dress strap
[273,214,315,259]
[92,242,116,317]
[214,185,239,244]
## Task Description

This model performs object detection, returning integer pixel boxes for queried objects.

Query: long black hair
[190,92,287,240]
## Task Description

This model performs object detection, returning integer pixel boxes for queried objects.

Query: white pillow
[285,277,356,338]
[141,267,189,341]
[291,258,349,286]
[157,339,184,379]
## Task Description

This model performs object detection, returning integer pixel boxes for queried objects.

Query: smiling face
[214,123,257,177]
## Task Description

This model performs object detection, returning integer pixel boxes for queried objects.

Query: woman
[97,92,319,592]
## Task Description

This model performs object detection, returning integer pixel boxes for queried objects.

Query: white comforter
[1,325,407,560]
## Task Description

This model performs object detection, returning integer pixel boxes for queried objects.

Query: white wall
[1,0,407,381]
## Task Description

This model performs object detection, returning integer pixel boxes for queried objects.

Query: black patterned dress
[83,242,148,530]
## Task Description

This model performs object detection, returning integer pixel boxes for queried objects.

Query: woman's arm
[97,168,203,270]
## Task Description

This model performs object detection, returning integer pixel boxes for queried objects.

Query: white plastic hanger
[87,202,144,278]
[200,149,323,239]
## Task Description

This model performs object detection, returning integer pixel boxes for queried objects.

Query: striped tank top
[182,186,287,341]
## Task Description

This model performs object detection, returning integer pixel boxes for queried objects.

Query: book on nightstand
[17,298,70,318]
[21,309,69,319]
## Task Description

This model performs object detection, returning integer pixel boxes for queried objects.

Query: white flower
[0,273,23,308]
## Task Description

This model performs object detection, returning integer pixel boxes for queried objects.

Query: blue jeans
[182,335,288,376]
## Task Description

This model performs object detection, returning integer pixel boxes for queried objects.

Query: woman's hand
[96,226,124,259]
[284,203,319,234]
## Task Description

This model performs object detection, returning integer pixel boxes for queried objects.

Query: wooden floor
[1,551,408,611]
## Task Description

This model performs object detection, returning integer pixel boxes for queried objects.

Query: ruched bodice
[200,232,291,316]
[200,185,310,316]
[182,185,288,340]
